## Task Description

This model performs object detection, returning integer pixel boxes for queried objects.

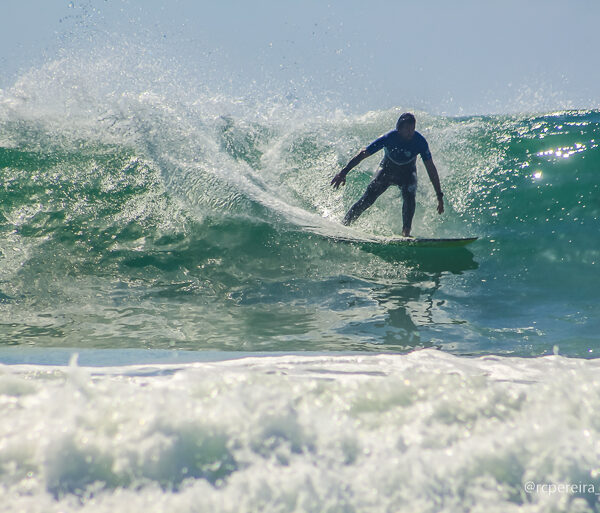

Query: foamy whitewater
[2,350,600,513]
[1,25,599,512]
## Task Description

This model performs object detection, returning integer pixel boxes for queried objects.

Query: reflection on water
[342,245,479,352]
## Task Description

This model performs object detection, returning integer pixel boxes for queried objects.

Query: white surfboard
[327,234,478,248]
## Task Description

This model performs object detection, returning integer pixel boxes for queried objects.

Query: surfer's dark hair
[396,112,416,130]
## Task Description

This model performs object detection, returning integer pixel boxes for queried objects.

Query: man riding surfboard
[331,113,444,237]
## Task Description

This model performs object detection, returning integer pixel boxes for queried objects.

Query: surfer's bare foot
[402,229,411,237]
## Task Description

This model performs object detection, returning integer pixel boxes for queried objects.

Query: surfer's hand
[437,198,444,214]
[331,172,346,189]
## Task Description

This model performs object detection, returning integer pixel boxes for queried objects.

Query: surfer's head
[396,112,416,139]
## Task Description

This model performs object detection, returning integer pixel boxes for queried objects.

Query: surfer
[331,112,444,237]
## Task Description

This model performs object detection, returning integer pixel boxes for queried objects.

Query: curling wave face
[0,60,599,356]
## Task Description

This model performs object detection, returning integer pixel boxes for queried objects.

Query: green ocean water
[2,57,600,513]
[1,102,599,356]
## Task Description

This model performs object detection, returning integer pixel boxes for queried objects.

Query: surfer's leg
[400,183,417,236]
[342,175,389,225]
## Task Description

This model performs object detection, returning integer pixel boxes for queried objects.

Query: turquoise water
[1,94,598,356]
[1,58,600,513]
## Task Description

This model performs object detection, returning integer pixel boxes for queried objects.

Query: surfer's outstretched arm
[331,149,371,189]
[423,159,444,214]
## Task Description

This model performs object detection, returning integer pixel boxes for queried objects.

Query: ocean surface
[1,58,600,512]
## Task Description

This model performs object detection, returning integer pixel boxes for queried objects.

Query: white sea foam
[1,349,599,512]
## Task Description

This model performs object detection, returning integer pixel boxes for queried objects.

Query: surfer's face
[398,123,416,140]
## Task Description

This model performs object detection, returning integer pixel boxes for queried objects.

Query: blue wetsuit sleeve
[365,133,388,155]
[420,137,432,161]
